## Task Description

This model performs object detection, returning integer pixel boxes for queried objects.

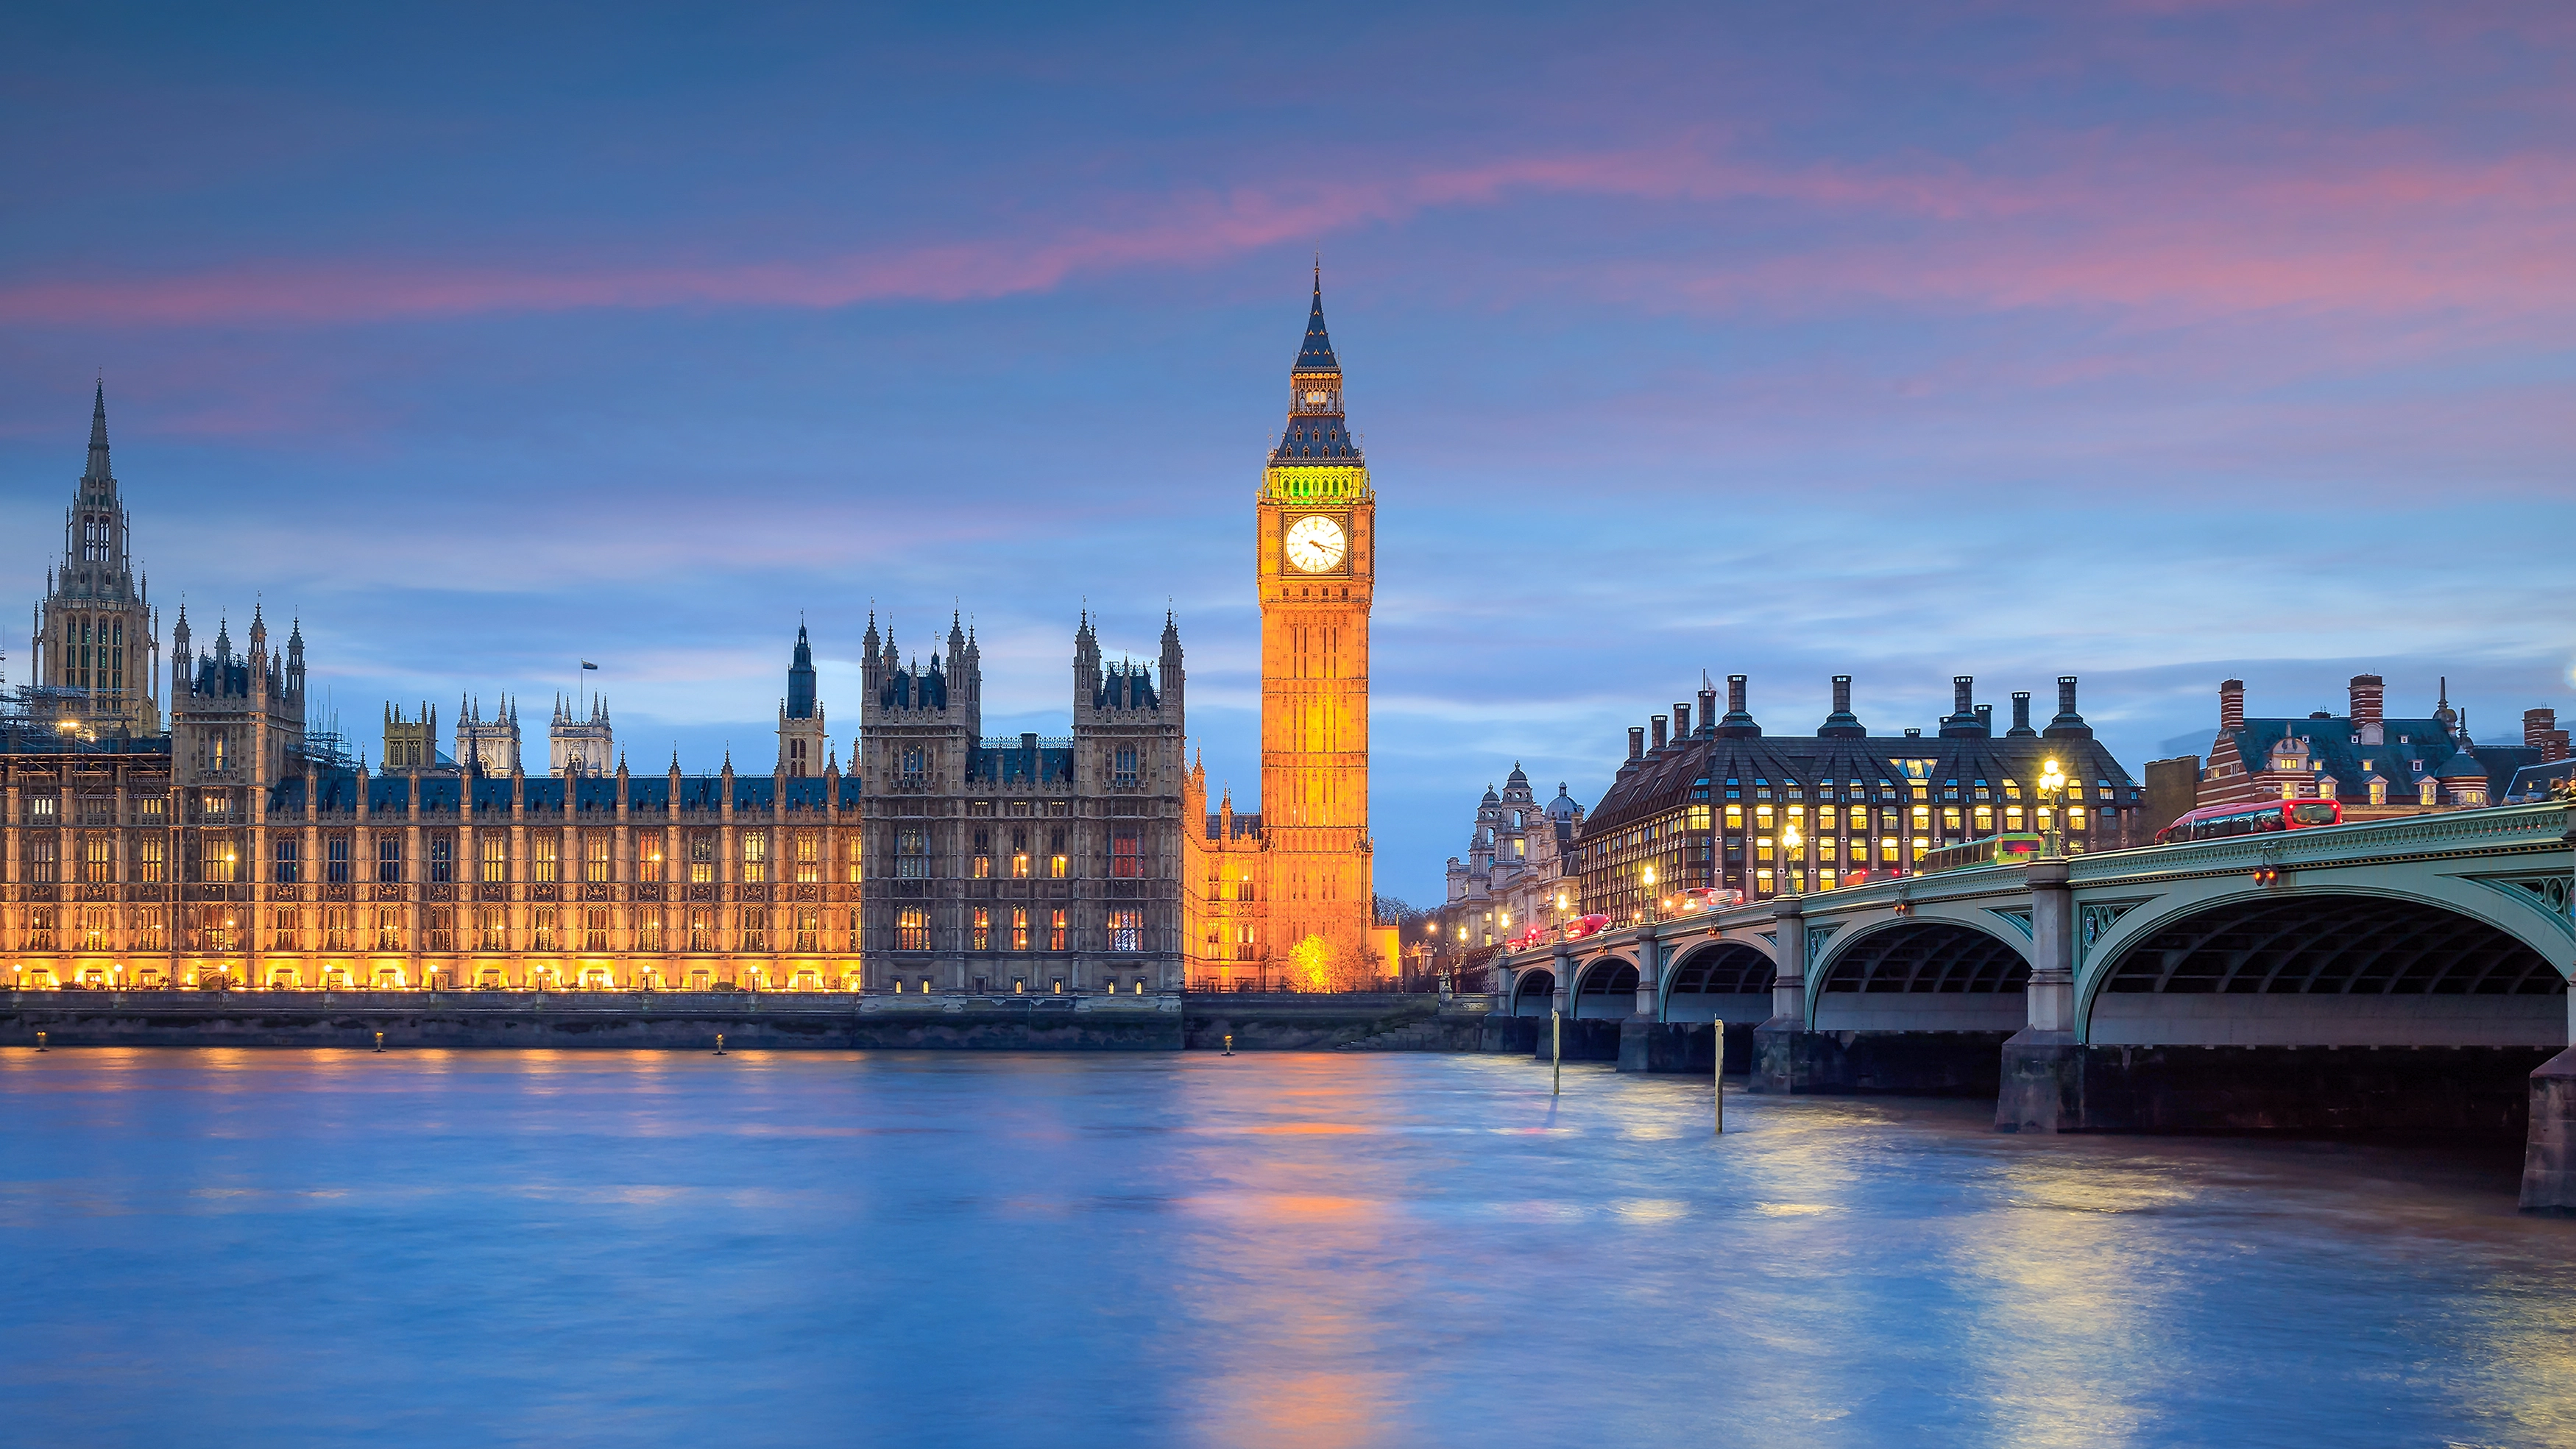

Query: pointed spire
[1295,264,1340,373]
[84,380,112,482]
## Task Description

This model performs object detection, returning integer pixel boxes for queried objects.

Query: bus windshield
[2287,803,2338,825]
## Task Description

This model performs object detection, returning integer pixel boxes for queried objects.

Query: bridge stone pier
[1496,801,2576,1211]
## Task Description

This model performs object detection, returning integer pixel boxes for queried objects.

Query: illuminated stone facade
[1185,276,1380,988]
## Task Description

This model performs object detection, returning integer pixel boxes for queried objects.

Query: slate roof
[2221,714,2540,798]
[1295,274,1339,372]
[265,767,863,818]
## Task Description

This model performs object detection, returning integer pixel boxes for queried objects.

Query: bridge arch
[1808,917,2032,1033]
[2080,888,2568,1047]
[1507,966,1557,1018]
[1660,940,1777,1024]
[1573,954,1639,1020]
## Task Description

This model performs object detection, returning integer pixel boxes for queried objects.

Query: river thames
[2,1049,2571,1447]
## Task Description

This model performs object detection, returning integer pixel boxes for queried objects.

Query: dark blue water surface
[3,1049,2572,1448]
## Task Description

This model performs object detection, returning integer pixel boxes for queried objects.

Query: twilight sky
[4,3,2573,904]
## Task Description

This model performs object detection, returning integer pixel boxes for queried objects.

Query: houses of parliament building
[0,286,1381,993]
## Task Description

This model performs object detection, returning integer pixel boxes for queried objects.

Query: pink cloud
[7,133,2575,332]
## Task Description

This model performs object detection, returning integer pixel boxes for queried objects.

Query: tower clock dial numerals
[1284,515,1347,573]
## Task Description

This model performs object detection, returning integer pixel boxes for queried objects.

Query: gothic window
[425,909,455,954]
[82,837,112,884]
[324,907,353,952]
[137,796,164,824]
[639,836,665,883]
[136,837,166,884]
[428,836,453,885]
[79,906,110,950]
[375,907,403,952]
[794,908,819,954]
[1011,907,1030,952]
[898,908,930,952]
[972,829,993,879]
[973,908,991,951]
[902,747,926,784]
[584,907,610,952]
[26,906,56,951]
[637,912,665,953]
[202,839,238,885]
[687,907,715,952]
[532,907,559,952]
[269,907,300,952]
[478,907,508,952]
[327,835,351,885]
[132,908,165,952]
[793,832,819,884]
[531,837,559,885]
[1113,748,1139,786]
[741,832,769,885]
[378,836,403,884]
[689,832,715,884]
[1110,830,1142,879]
[1048,828,1069,880]
[481,836,509,884]
[1049,909,1068,952]
[896,829,930,879]
[789,737,810,777]
[1109,910,1143,953]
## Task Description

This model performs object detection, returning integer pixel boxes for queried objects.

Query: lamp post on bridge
[2038,757,2067,859]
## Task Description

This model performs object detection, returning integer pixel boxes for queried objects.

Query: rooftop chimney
[2527,707,2567,762]
[1717,674,1761,738]
[1819,674,1864,738]
[1627,726,1645,761]
[1941,676,1984,738]
[1650,715,1668,751]
[1697,686,1717,735]
[2044,676,2092,739]
[2351,675,2385,746]
[1673,703,1691,737]
[2221,679,2246,733]
[1974,703,1993,736]
[2008,692,2037,737]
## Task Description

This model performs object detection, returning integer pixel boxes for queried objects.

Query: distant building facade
[854,612,1187,995]
[2171,675,2561,820]
[1439,766,1582,949]
[1577,674,2145,924]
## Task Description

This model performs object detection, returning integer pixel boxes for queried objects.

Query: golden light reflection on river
[1,1049,2573,1447]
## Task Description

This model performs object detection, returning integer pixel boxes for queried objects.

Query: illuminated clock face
[1284,515,1348,573]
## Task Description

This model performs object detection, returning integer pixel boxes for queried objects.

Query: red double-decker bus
[2154,798,2341,845]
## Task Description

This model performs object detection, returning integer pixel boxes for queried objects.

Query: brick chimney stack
[1627,726,1645,761]
[1650,715,1668,751]
[1673,702,1691,737]
[2350,674,2385,746]
[2221,679,2246,733]
[2527,708,2568,762]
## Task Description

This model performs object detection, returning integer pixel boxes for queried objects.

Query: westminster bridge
[1491,800,2576,1211]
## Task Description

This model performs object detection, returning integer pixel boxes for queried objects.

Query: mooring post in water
[374,1031,385,1054]
[714,1033,726,1056]
[1222,1033,1234,1057]
[35,1031,46,1052]
[1551,1009,1562,1097]
[1713,1019,1724,1135]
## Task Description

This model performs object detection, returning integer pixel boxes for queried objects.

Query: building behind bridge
[1574,673,2144,924]
[2169,676,2567,823]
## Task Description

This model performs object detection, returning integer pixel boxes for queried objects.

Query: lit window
[741,832,769,885]
[898,908,930,952]
[482,836,509,883]
[973,908,991,951]
[532,837,559,885]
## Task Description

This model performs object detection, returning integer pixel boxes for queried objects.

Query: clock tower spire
[1252,268,1376,980]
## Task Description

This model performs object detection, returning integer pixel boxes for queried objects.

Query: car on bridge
[1675,886,1744,913]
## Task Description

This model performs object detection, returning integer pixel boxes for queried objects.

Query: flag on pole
[581,661,599,670]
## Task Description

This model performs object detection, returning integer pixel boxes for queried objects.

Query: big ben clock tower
[1256,269,1376,968]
